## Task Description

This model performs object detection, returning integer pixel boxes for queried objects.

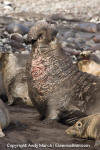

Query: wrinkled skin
[26,21,100,125]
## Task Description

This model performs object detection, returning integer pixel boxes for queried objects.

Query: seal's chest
[30,55,64,92]
[31,56,49,81]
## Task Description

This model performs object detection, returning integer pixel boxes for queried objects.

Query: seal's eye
[78,123,81,127]
[76,121,82,128]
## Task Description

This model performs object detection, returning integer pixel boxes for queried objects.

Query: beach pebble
[6,23,29,35]
[74,22,97,33]
[9,40,25,51]
[93,34,100,43]
[10,33,24,43]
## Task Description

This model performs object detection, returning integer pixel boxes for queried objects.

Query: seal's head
[66,119,85,138]
[27,20,58,45]
[65,114,100,147]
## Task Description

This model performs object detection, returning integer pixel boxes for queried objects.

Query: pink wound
[31,57,45,80]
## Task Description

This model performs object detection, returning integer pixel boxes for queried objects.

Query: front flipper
[95,139,100,147]
[0,127,5,137]
[7,96,14,106]
[58,109,87,125]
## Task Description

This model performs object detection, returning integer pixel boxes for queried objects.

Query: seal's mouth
[25,38,37,45]
[31,39,37,45]
[65,128,77,137]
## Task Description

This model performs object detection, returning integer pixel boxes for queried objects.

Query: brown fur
[26,21,100,124]
[0,52,33,106]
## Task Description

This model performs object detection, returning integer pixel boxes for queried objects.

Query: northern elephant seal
[26,21,100,124]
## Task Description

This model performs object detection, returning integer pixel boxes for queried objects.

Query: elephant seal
[0,52,33,106]
[0,99,10,137]
[26,21,100,124]
[66,114,100,147]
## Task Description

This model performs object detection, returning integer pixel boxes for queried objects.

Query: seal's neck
[31,38,63,58]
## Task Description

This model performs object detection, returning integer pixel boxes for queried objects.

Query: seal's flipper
[7,96,14,106]
[58,110,87,125]
[95,139,100,147]
[0,127,5,137]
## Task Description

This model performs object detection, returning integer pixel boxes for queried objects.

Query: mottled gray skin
[66,114,100,147]
[0,99,10,137]
[0,52,33,106]
[26,21,100,124]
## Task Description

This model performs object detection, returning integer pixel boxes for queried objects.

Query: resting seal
[66,114,100,147]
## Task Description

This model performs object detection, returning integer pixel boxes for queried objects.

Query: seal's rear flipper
[58,110,87,126]
[0,127,5,137]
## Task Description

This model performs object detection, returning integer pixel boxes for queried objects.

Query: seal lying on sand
[0,99,10,137]
[66,114,100,146]
[26,21,100,125]
[0,52,33,106]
